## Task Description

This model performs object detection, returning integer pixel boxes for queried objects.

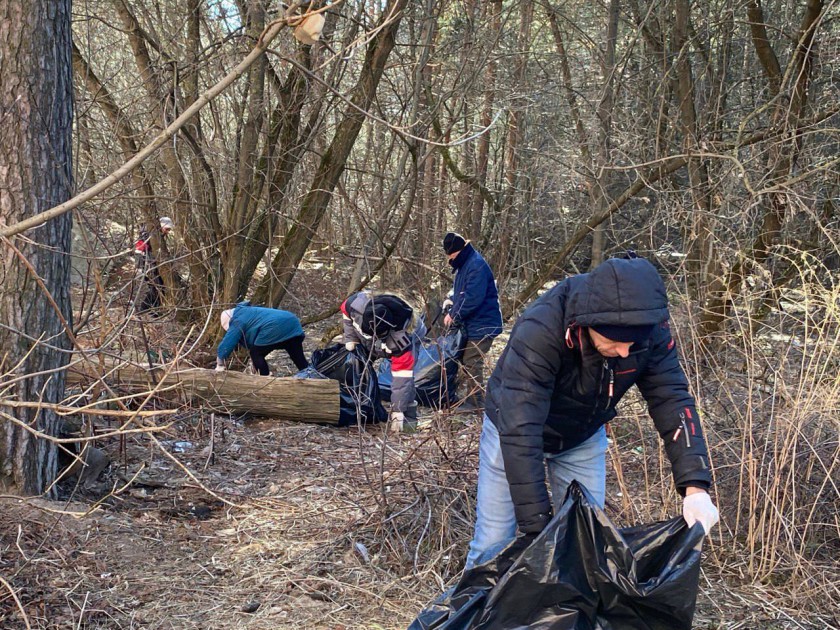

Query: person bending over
[216,302,308,376]
[341,291,417,431]
[465,255,719,569]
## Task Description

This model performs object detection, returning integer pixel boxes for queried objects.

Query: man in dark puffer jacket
[465,255,719,568]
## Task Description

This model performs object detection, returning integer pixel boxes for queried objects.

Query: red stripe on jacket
[392,350,415,372]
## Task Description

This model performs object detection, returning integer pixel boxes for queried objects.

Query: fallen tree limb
[0,399,179,417]
[68,364,340,424]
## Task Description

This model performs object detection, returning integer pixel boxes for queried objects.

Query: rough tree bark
[67,365,340,424]
[0,0,74,495]
[673,0,718,297]
[236,50,313,302]
[491,0,532,272]
[221,0,268,306]
[469,0,502,239]
[589,0,619,268]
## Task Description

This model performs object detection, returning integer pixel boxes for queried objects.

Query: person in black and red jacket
[134,217,173,314]
[341,291,417,432]
[465,254,719,569]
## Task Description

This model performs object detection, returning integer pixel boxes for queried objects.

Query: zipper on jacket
[678,411,691,448]
[599,359,614,410]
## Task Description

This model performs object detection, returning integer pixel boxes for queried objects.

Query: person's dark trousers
[458,336,494,407]
[138,269,164,313]
[249,335,308,376]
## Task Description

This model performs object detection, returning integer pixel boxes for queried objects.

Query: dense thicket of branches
[2,0,838,599]
[66,0,839,315]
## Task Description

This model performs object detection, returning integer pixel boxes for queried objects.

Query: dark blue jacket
[217,302,304,359]
[486,257,711,534]
[449,243,502,340]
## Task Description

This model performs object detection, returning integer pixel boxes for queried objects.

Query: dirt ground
[1,261,836,629]
[1,407,835,629]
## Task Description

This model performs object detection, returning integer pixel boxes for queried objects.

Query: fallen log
[67,363,340,425]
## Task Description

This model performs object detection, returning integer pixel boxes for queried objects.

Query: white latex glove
[345,342,357,352]
[388,412,404,433]
[683,491,719,535]
[215,358,226,372]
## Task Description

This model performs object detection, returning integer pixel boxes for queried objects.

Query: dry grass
[1,253,838,629]
[1,394,837,629]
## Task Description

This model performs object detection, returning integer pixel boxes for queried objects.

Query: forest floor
[1,408,835,629]
[1,262,837,629]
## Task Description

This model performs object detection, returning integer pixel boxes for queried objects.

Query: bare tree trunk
[221,0,267,305]
[182,0,221,310]
[455,0,479,230]
[0,0,74,495]
[546,0,617,269]
[493,0,532,271]
[351,0,436,293]
[673,0,718,293]
[236,52,313,301]
[470,0,502,238]
[113,0,188,299]
[254,0,409,307]
[589,0,619,268]
[700,0,825,335]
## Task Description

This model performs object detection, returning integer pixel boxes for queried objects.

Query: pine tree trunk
[0,0,74,495]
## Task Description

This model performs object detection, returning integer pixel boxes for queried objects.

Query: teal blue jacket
[217,302,304,359]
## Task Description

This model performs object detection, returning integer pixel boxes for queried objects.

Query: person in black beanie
[464,255,719,569]
[441,232,503,411]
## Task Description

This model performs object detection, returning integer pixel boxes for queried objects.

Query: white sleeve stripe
[393,370,413,377]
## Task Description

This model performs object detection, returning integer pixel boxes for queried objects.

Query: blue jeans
[465,415,608,569]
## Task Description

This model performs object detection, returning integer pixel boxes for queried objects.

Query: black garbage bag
[410,481,704,630]
[379,329,465,408]
[293,366,327,379]
[310,344,388,427]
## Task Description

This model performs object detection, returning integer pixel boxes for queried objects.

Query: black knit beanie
[443,232,467,255]
[591,323,655,344]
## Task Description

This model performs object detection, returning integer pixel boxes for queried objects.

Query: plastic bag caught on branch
[410,481,704,630]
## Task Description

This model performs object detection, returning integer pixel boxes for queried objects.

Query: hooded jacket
[341,292,415,413]
[448,243,503,340]
[217,302,304,360]
[485,257,711,534]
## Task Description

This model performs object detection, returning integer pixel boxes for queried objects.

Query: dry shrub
[703,250,840,586]
[605,248,840,612]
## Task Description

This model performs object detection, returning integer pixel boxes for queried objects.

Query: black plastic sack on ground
[293,366,327,379]
[410,481,704,630]
[310,344,388,427]
[379,329,465,408]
